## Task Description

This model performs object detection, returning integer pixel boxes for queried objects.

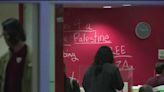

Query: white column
[23,4,39,92]
[49,3,55,92]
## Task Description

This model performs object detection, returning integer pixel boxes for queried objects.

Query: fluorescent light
[103,6,112,8]
[123,4,131,6]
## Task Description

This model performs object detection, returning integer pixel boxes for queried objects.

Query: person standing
[82,46,124,92]
[0,18,32,92]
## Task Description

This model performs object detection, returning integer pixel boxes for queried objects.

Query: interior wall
[63,6,164,85]
[0,4,19,57]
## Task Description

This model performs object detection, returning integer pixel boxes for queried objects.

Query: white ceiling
[55,1,164,8]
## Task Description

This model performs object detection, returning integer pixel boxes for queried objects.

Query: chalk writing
[69,72,79,83]
[73,31,112,44]
[111,45,134,69]
[116,60,122,68]
[111,45,126,55]
[85,24,93,30]
[116,59,133,69]
[64,23,112,44]
[122,59,130,69]
[111,45,132,58]
[64,44,72,46]
[64,30,112,44]
[114,55,132,58]
[64,22,92,31]
[70,72,75,80]
[63,50,79,62]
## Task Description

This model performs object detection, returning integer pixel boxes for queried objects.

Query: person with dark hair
[0,18,32,92]
[64,64,80,92]
[82,46,124,92]
[146,62,164,87]
[139,85,153,92]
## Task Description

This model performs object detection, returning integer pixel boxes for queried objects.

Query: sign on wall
[158,49,164,60]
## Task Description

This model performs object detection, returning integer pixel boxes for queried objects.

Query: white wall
[0,4,19,57]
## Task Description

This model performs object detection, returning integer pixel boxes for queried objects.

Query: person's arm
[113,67,124,90]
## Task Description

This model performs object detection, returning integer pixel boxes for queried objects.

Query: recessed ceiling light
[103,6,112,8]
[123,4,131,7]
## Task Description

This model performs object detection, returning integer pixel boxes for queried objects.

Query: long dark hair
[93,46,114,77]
[1,18,26,45]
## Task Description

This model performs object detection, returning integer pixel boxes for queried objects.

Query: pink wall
[63,6,164,85]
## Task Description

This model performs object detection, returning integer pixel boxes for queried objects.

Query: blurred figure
[146,62,164,87]
[139,85,153,92]
[64,64,80,92]
[82,46,124,92]
[0,18,32,92]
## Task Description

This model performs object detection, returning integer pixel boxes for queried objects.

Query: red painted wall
[63,6,164,85]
